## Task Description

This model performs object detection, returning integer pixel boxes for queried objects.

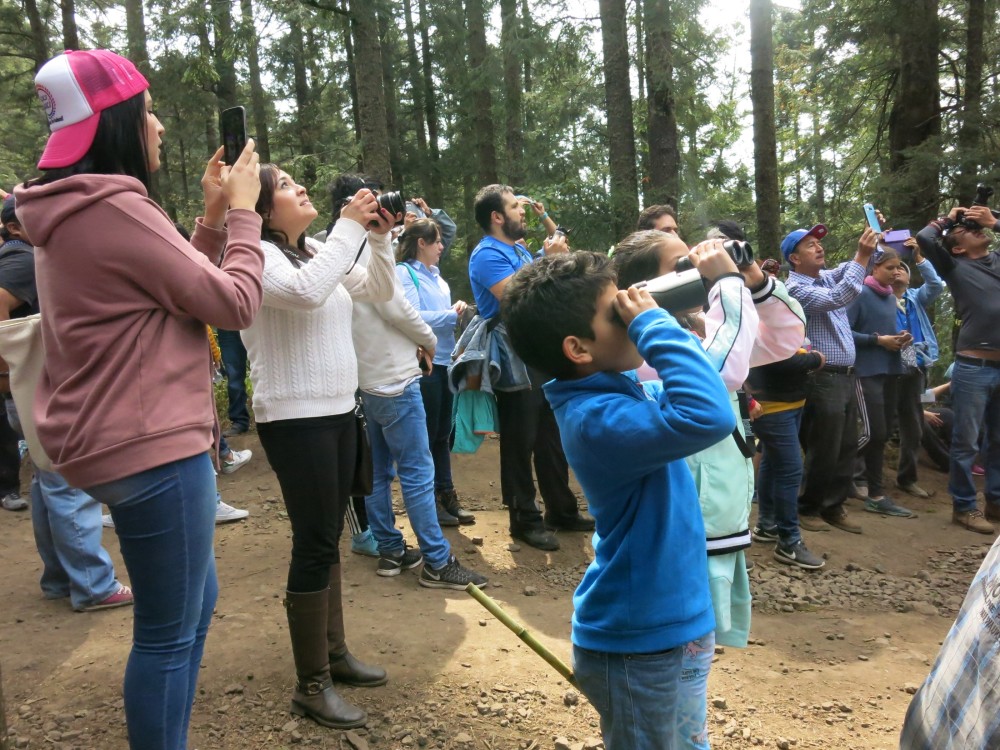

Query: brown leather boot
[437,488,476,525]
[284,589,367,728]
[327,564,388,687]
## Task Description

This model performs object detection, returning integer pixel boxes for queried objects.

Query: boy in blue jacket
[501,251,735,749]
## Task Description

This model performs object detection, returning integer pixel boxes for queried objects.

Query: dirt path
[0,436,985,749]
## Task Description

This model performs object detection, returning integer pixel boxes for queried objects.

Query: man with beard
[917,204,1000,534]
[467,185,594,550]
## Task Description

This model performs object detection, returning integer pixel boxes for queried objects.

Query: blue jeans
[419,366,454,491]
[31,469,120,609]
[217,328,249,429]
[86,453,219,750]
[754,408,804,546]
[675,632,715,749]
[362,382,451,569]
[949,360,1000,512]
[572,641,688,750]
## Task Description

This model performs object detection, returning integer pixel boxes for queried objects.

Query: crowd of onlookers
[3,46,999,750]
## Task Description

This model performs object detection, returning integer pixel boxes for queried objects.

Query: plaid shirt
[900,535,1000,749]
[785,262,865,367]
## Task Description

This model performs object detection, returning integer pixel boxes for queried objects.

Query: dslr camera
[372,190,406,226]
[957,184,1000,230]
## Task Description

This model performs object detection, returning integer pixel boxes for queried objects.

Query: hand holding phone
[220,106,248,167]
[863,203,882,234]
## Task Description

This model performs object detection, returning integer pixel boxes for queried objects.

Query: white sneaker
[216,501,249,524]
[221,448,252,475]
[1,492,27,511]
[102,514,115,529]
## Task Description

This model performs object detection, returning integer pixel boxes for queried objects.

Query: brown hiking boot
[820,506,862,534]
[954,509,996,534]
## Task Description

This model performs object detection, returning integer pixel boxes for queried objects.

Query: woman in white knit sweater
[241,165,399,730]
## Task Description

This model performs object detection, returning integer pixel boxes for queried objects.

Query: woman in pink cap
[14,49,263,750]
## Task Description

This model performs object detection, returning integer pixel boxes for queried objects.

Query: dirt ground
[0,434,991,750]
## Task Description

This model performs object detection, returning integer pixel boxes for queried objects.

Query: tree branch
[296,0,348,16]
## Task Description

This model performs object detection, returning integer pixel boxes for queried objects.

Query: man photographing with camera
[917,194,1000,534]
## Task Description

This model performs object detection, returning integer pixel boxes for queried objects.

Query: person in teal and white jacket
[613,224,805,750]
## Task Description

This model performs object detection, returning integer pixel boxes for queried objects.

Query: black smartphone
[220,106,247,166]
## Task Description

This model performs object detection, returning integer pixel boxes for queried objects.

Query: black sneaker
[419,556,489,590]
[773,541,825,570]
[751,525,779,543]
[376,546,423,577]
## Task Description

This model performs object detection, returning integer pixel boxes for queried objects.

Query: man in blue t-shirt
[467,184,594,550]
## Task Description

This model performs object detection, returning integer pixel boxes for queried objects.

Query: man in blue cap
[783,223,878,533]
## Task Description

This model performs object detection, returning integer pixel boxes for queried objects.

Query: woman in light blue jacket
[396,218,475,526]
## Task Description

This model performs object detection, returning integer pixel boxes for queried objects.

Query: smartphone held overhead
[863,203,882,234]
[220,106,248,166]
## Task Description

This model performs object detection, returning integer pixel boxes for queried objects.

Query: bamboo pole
[465,583,578,688]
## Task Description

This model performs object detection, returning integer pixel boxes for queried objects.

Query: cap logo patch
[36,84,61,125]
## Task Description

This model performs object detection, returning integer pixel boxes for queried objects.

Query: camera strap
[731,389,757,459]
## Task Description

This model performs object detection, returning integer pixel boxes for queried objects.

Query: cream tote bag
[0,314,53,470]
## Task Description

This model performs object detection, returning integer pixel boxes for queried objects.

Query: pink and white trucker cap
[34,49,149,169]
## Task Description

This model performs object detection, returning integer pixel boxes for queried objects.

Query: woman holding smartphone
[15,50,263,750]
[242,165,398,729]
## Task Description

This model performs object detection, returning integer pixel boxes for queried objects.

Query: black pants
[257,412,356,593]
[0,399,20,496]
[893,368,925,487]
[799,370,858,516]
[922,407,953,473]
[494,380,579,526]
[856,374,899,498]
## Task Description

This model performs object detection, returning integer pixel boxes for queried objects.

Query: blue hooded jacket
[543,308,735,654]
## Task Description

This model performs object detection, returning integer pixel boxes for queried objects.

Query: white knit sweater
[242,218,396,422]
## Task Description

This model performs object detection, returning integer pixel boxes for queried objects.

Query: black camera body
[957,184,1000,230]
[374,191,406,226]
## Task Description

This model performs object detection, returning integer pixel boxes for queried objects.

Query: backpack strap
[396,261,420,291]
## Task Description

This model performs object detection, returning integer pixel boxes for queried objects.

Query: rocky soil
[1,436,989,749]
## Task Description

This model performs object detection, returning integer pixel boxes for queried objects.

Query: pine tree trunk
[599,0,639,237]
[124,0,149,73]
[417,0,442,204]
[240,0,271,162]
[749,0,780,257]
[60,0,80,50]
[289,17,318,185]
[887,0,940,228]
[23,0,48,72]
[377,7,404,189]
[644,0,679,206]
[955,0,985,205]
[465,0,499,186]
[211,0,239,110]
[500,0,524,186]
[403,0,428,155]
[350,0,393,184]
[341,1,362,143]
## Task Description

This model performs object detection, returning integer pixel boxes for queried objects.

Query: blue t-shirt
[468,235,534,320]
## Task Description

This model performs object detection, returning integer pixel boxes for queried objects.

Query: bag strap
[396,261,420,291]
[731,389,757,459]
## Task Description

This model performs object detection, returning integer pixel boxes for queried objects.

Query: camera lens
[377,191,406,225]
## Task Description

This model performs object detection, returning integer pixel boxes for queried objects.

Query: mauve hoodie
[14,174,264,488]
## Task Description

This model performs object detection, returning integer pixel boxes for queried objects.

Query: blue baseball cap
[780,224,828,260]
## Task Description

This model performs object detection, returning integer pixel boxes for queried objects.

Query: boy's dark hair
[707,219,746,242]
[636,203,677,231]
[474,184,513,234]
[611,230,672,289]
[502,251,617,380]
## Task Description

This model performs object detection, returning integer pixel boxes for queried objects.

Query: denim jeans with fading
[217,328,250,430]
[755,408,805,546]
[573,640,692,750]
[949,360,1000,512]
[362,381,451,569]
[86,452,218,750]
